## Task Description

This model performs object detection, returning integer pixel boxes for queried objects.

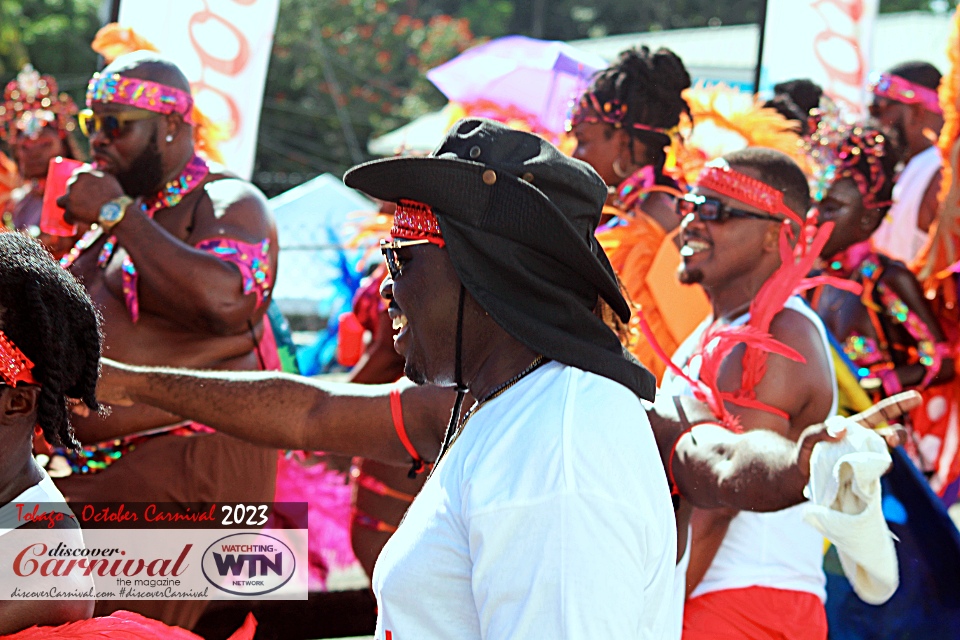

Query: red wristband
[390,388,427,477]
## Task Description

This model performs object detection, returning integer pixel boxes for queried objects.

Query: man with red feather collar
[662,148,837,639]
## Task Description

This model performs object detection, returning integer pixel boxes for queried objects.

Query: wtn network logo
[201,533,297,596]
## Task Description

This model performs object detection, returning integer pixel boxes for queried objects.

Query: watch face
[100,202,123,222]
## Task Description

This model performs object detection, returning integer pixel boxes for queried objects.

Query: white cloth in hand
[803,416,899,605]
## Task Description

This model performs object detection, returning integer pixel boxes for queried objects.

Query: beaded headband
[391,199,445,247]
[697,160,803,226]
[86,72,195,125]
[0,65,78,143]
[0,329,36,387]
[870,72,942,116]
[566,92,672,137]
[806,107,892,211]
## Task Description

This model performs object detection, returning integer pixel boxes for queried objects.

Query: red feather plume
[3,611,256,640]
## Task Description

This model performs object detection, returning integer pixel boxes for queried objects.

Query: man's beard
[892,116,910,159]
[115,138,165,197]
[678,266,704,285]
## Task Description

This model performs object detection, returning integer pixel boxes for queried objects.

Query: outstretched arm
[663,392,918,511]
[97,359,457,464]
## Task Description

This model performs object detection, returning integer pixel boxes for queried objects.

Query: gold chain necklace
[447,355,548,452]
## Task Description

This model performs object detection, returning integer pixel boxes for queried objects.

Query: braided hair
[0,232,101,447]
[843,124,902,224]
[584,46,692,184]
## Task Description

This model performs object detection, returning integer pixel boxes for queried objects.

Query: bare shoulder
[191,172,276,245]
[758,307,833,423]
[766,307,831,380]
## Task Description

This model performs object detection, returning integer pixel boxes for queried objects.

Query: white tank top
[661,297,835,602]
[872,145,940,263]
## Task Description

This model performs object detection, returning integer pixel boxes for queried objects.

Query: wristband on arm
[390,388,429,478]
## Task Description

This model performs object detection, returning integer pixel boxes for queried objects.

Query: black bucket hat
[344,118,656,401]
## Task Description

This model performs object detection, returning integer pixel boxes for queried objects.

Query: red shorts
[683,586,827,640]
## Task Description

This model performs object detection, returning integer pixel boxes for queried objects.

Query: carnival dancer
[870,62,945,263]
[1,64,83,255]
[0,232,97,634]
[53,51,279,629]
[809,122,954,457]
[567,46,710,380]
[662,148,837,639]
[806,117,960,639]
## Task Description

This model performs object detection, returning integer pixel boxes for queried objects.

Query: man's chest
[67,202,199,290]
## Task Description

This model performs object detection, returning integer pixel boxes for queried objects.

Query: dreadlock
[585,46,692,185]
[0,232,101,448]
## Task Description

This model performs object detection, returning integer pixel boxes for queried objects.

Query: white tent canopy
[269,173,376,316]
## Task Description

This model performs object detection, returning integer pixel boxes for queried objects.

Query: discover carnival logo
[201,533,296,596]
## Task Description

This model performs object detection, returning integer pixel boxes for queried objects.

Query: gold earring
[612,158,630,179]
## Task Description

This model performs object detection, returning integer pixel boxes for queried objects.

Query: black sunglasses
[380,238,431,279]
[77,109,160,141]
[676,194,783,223]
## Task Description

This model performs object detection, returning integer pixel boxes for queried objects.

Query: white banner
[118,0,280,179]
[761,0,881,114]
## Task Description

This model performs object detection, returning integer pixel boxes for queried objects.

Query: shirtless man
[53,51,279,629]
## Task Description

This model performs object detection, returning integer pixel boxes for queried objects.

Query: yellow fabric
[597,205,709,381]
[833,348,873,417]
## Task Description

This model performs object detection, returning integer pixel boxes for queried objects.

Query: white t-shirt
[661,297,834,602]
[372,361,677,639]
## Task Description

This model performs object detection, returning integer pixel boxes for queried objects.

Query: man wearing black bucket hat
[342,118,674,637]
[89,120,917,638]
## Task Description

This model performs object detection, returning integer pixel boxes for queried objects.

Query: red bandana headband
[0,329,36,387]
[697,160,803,226]
[86,72,196,125]
[566,92,672,137]
[391,199,445,247]
[870,72,942,116]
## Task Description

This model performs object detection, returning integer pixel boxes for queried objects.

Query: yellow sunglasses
[77,108,160,140]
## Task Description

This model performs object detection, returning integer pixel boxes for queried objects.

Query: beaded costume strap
[566,92,673,137]
[196,238,273,307]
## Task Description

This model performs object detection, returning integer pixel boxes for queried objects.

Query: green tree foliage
[255,0,476,194]
[0,0,100,98]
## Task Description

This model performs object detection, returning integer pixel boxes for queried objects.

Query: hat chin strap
[437,284,469,464]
